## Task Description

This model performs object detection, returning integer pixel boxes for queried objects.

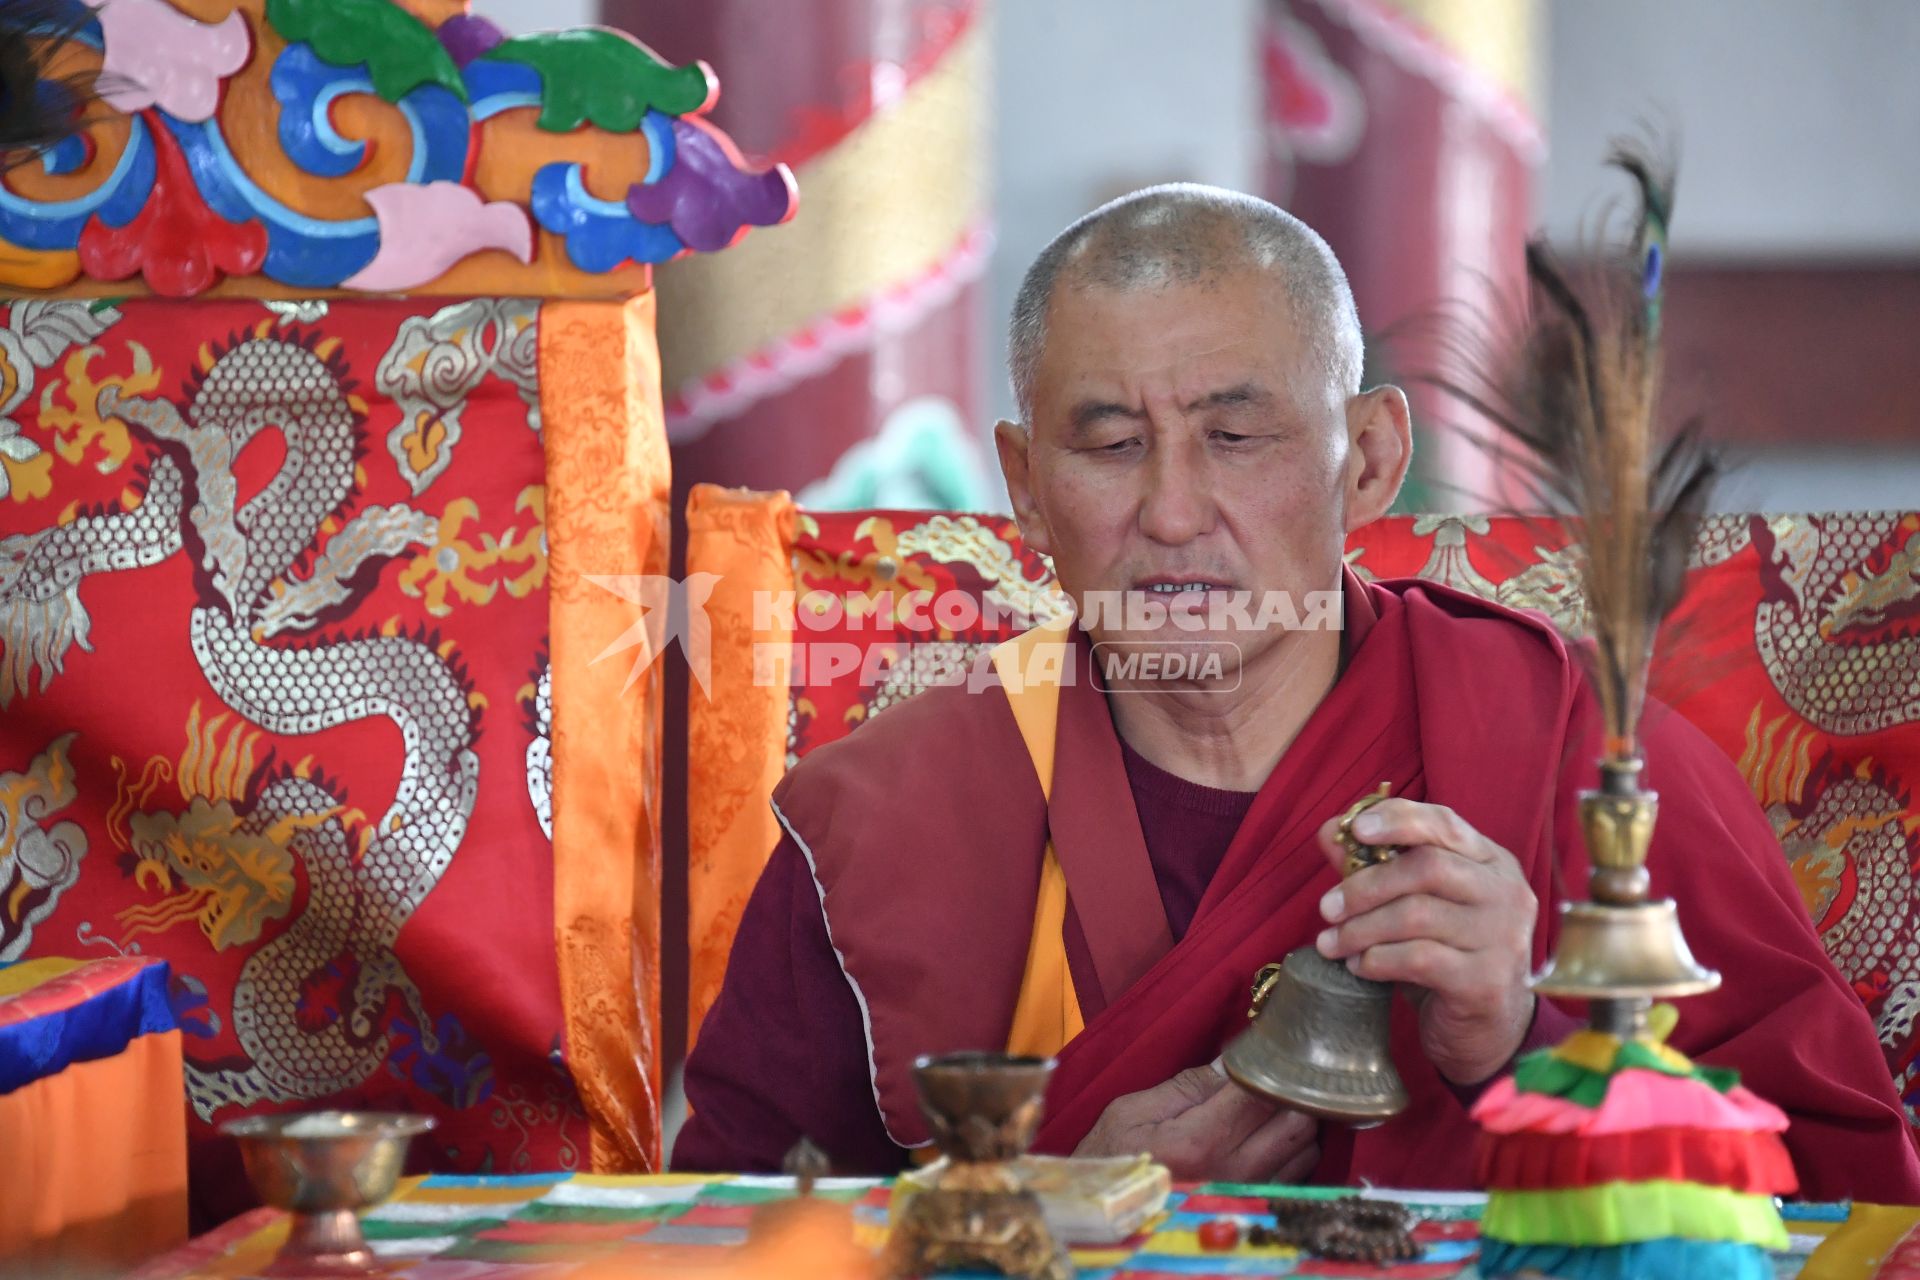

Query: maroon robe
[678,574,1920,1200]
[674,735,1255,1173]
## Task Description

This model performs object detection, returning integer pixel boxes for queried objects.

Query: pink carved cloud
[343,182,534,292]
[87,0,250,124]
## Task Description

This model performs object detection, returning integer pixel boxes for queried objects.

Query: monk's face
[998,268,1408,684]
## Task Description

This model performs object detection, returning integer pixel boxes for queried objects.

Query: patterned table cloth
[134,1173,1874,1279]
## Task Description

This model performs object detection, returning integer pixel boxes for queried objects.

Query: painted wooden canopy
[0,0,797,299]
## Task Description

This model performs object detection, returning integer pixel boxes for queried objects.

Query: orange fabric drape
[0,1027,187,1266]
[543,295,673,1171]
[683,485,799,1052]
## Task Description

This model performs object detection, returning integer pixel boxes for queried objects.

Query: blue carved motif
[639,108,677,186]
[532,161,683,272]
[462,59,542,123]
[0,114,155,249]
[40,133,88,178]
[34,81,91,176]
[273,43,470,184]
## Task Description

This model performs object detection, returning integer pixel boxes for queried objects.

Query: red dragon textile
[0,295,671,1211]
[686,496,1920,1141]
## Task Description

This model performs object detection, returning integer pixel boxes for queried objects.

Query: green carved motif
[266,0,469,103]
[480,29,712,133]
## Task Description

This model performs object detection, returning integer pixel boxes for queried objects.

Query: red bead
[1198,1219,1241,1251]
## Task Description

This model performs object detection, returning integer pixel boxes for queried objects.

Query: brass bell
[1220,784,1408,1124]
[1222,947,1408,1122]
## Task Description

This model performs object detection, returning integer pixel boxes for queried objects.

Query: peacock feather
[1432,139,1717,761]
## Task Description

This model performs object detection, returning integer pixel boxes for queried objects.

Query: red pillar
[608,0,994,510]
[595,2,994,1099]
[1261,0,1540,506]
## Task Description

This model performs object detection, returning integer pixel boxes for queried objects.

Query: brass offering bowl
[915,1050,1057,1166]
[222,1110,435,1276]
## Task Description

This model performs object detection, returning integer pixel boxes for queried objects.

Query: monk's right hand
[1072,1062,1319,1182]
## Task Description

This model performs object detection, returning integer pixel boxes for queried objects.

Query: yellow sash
[992,619,1086,1059]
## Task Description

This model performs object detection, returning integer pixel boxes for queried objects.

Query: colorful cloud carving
[0,0,797,296]
[87,0,250,123]
[343,183,533,292]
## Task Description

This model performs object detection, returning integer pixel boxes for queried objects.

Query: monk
[674,185,1920,1200]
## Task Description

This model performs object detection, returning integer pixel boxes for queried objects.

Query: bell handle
[1337,781,1400,877]
[1240,786,1400,1018]
[1244,786,1397,1013]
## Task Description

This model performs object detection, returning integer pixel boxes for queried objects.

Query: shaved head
[1008,184,1364,421]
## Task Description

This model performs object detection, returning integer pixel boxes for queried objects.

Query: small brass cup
[223,1110,434,1276]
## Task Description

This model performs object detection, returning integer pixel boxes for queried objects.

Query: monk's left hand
[1313,798,1536,1087]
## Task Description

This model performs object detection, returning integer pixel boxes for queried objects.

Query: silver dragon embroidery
[1,331,482,1119]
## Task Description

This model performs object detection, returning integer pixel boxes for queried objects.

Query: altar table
[131,1173,1904,1279]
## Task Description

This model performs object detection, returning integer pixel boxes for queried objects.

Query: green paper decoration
[1514,1041,1741,1107]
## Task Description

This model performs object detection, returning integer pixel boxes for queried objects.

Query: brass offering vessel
[1223,783,1409,1123]
[223,1110,435,1276]
[1532,757,1719,1035]
[884,1051,1073,1280]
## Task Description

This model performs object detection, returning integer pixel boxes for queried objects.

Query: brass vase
[1532,757,1719,1034]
